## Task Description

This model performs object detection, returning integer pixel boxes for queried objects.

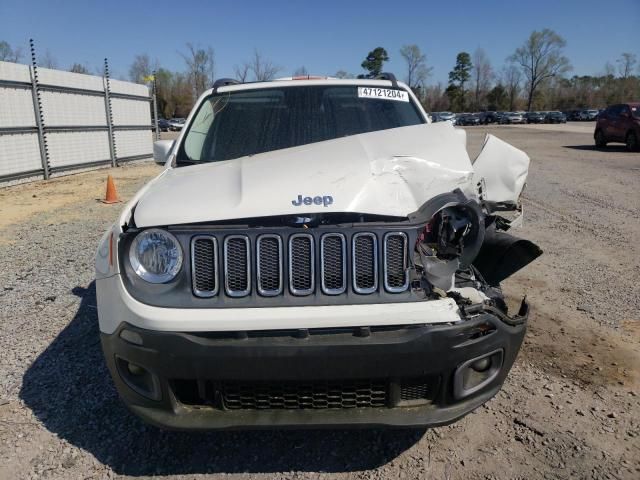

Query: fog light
[127,362,145,376]
[471,357,491,372]
[453,349,504,399]
[115,356,161,401]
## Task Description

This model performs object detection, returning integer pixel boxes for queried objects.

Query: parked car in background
[594,102,640,151]
[169,118,186,131]
[499,112,526,124]
[432,112,456,124]
[156,119,170,132]
[564,110,581,121]
[456,113,481,126]
[479,111,500,125]
[524,112,545,124]
[545,111,566,124]
[578,109,599,121]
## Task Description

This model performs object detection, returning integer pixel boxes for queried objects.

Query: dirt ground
[0,124,638,479]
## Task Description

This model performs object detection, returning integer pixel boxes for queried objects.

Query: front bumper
[101,305,527,430]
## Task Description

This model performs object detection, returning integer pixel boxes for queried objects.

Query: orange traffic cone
[101,174,121,204]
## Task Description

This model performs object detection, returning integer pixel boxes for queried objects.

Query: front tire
[626,132,639,151]
[595,130,607,148]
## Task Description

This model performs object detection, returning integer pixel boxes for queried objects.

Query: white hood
[134,123,527,227]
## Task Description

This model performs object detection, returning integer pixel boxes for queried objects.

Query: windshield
[177,85,424,165]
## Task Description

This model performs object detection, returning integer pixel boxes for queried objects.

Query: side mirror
[153,140,175,165]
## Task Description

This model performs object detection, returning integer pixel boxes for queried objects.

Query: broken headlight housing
[416,203,484,291]
[129,228,183,283]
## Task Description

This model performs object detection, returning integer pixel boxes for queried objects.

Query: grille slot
[400,380,430,401]
[224,236,250,297]
[289,234,315,296]
[221,380,388,410]
[191,236,218,297]
[383,232,409,292]
[257,235,283,296]
[352,233,378,294]
[321,233,346,295]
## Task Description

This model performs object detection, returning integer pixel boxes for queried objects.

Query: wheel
[595,130,607,148]
[626,132,639,151]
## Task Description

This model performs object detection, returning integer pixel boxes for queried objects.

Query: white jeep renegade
[96,75,541,430]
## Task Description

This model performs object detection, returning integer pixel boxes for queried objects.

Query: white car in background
[96,75,541,430]
[168,118,185,131]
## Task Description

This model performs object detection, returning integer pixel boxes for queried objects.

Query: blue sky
[2,0,638,84]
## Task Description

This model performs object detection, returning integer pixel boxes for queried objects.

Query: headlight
[129,228,183,283]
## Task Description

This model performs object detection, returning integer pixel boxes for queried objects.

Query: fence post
[29,39,50,180]
[103,58,117,167]
[152,71,159,141]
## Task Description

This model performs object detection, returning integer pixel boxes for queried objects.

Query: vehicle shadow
[563,145,629,152]
[20,282,425,476]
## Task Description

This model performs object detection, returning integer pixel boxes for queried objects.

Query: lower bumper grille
[222,380,387,410]
[171,377,435,410]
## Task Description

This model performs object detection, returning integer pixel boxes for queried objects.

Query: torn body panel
[472,134,530,206]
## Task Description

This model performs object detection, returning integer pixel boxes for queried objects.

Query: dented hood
[134,122,527,227]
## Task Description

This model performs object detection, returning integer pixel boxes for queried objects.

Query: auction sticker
[358,87,409,102]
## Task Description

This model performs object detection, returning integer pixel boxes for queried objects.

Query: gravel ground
[0,125,638,479]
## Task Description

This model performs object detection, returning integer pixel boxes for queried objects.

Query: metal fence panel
[0,133,42,177]
[111,97,150,126]
[114,130,153,159]
[37,67,104,92]
[0,61,31,83]
[109,78,149,97]
[41,91,107,127]
[47,131,112,168]
[0,87,36,127]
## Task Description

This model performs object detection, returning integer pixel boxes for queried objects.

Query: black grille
[171,376,436,410]
[289,234,314,295]
[224,236,250,296]
[191,237,217,296]
[190,230,411,299]
[257,235,282,295]
[353,233,377,293]
[400,380,430,401]
[221,380,388,410]
[384,233,408,292]
[321,234,346,294]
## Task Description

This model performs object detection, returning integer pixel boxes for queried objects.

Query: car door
[617,105,632,140]
[606,105,623,141]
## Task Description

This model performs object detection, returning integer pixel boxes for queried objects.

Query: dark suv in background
[595,103,640,151]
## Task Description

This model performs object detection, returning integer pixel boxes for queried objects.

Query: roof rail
[376,72,398,88]
[212,78,241,93]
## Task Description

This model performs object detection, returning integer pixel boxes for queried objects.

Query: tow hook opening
[453,349,504,400]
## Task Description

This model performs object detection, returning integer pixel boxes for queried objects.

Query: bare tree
[129,54,155,84]
[248,49,281,82]
[472,48,493,109]
[69,63,90,74]
[39,49,57,69]
[233,63,250,82]
[509,29,571,111]
[617,52,637,79]
[399,44,431,89]
[0,40,22,62]
[293,66,309,77]
[334,70,354,79]
[181,43,215,96]
[502,64,522,111]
